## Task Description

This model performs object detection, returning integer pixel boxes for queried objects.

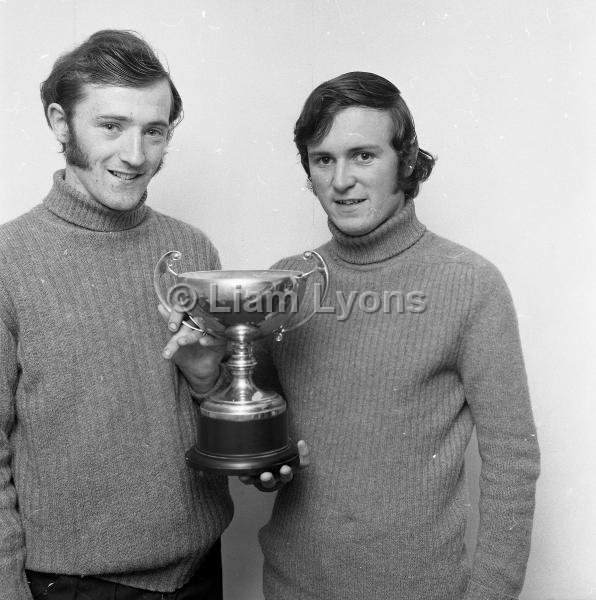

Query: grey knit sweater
[0,171,233,599]
[257,201,540,600]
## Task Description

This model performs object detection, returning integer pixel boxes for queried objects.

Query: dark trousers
[26,540,222,600]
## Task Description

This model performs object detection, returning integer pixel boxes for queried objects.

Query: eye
[355,151,374,163]
[101,122,120,134]
[316,156,332,166]
[147,128,166,138]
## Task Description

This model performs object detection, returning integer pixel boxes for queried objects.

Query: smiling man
[250,72,541,599]
[305,105,407,236]
[0,30,230,600]
[50,82,171,210]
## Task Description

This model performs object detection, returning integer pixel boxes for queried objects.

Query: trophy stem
[225,324,260,403]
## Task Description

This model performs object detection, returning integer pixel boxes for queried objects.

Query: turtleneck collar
[42,170,149,232]
[327,200,426,265]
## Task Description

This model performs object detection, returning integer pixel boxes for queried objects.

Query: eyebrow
[95,115,170,128]
[308,144,384,157]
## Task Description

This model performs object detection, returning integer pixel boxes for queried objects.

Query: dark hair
[40,29,183,131]
[294,71,435,200]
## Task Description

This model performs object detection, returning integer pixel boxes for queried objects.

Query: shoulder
[0,205,43,231]
[419,232,516,321]
[0,206,45,253]
[0,214,43,323]
[417,230,493,267]
[146,208,219,251]
[146,208,221,269]
[147,208,213,243]
[415,230,509,288]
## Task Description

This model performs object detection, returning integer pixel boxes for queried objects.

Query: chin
[334,220,373,237]
[100,196,141,211]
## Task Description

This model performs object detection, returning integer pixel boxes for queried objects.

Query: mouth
[108,169,143,181]
[334,198,366,206]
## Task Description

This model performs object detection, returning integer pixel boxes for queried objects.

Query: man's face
[62,80,172,211]
[307,106,405,236]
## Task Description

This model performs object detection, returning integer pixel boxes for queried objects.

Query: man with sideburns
[168,71,541,600]
[0,30,231,599]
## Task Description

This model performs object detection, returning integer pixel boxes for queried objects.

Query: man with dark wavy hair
[0,30,230,600]
[247,72,540,599]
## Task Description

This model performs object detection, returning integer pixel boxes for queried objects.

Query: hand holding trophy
[154,250,329,476]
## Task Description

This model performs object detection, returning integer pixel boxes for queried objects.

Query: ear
[166,125,176,143]
[46,103,70,145]
[399,137,419,178]
[400,161,415,178]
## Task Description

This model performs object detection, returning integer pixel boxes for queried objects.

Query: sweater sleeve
[175,228,225,402]
[0,315,33,600]
[457,262,540,600]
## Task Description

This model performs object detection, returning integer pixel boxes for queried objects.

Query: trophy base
[186,405,299,476]
[186,441,300,476]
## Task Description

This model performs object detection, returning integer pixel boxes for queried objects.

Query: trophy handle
[154,251,204,332]
[274,250,329,340]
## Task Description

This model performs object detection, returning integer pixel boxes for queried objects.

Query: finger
[167,309,185,333]
[297,439,310,468]
[259,472,277,489]
[162,336,182,360]
[197,334,227,350]
[162,330,199,359]
[279,465,293,484]
[176,330,203,346]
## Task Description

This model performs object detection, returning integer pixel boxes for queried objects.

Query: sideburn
[64,123,91,170]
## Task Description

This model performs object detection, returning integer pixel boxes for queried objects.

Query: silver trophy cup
[154,250,329,475]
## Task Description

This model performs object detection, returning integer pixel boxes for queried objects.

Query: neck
[328,200,426,265]
[63,164,146,212]
[43,170,148,232]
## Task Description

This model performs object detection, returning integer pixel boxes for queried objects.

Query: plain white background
[1,2,595,598]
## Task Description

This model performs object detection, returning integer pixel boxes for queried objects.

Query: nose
[331,160,355,192]
[119,130,145,167]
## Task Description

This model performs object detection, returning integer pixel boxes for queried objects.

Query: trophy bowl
[154,250,329,476]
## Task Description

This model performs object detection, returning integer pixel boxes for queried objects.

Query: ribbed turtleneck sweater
[0,171,233,599]
[257,201,540,600]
